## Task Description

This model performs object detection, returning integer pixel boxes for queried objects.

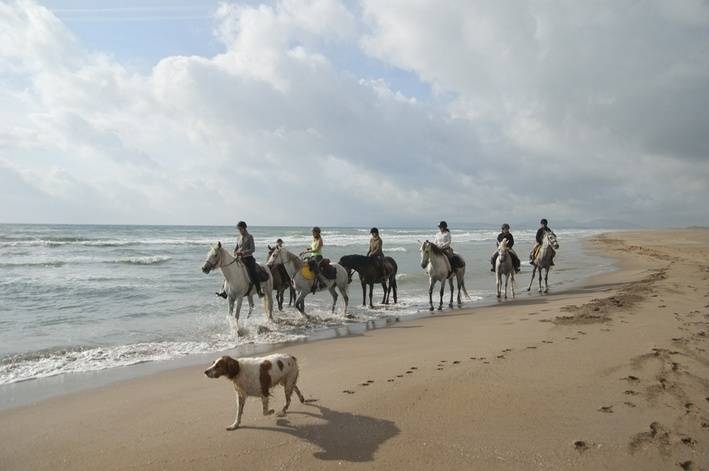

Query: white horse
[202,242,274,332]
[420,241,469,311]
[266,246,350,317]
[527,231,559,294]
[495,238,515,299]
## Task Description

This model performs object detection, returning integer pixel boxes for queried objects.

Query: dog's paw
[226,424,240,431]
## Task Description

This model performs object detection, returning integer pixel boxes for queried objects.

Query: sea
[0,224,614,407]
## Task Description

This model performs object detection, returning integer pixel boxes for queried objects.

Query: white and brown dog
[204,353,306,430]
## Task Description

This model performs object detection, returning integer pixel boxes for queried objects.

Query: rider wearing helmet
[490,223,521,273]
[367,227,385,279]
[235,221,263,297]
[433,221,455,274]
[530,218,555,265]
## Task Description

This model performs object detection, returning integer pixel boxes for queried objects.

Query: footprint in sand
[624,401,637,408]
[678,460,697,471]
[436,367,444,371]
[405,370,413,374]
[469,356,477,360]
[526,346,537,349]
[573,440,589,452]
[624,390,640,396]
[502,348,512,353]
[496,355,506,359]
[396,374,404,378]
[410,366,418,370]
[601,328,611,332]
[598,405,614,413]
[622,375,640,382]
[542,340,553,344]
[452,360,460,364]
[342,390,355,394]
[482,361,490,364]
[681,437,697,447]
[387,379,394,383]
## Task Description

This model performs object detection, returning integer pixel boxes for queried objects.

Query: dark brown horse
[267,245,296,311]
[338,255,398,308]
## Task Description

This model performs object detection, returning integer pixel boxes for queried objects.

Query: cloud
[0,0,707,227]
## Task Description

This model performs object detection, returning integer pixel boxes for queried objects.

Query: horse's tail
[461,277,470,300]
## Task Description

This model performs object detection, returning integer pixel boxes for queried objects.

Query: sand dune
[0,229,707,470]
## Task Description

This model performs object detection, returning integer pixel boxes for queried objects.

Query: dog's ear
[225,356,240,378]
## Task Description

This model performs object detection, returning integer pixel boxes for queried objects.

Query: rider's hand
[236,251,243,257]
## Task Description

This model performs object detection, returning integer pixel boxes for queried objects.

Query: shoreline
[0,233,615,410]
[3,229,707,470]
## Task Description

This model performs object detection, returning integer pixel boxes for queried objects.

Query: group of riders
[217,219,557,299]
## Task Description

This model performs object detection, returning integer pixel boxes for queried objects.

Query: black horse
[338,255,398,308]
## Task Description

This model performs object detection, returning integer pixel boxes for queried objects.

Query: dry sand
[1,229,708,470]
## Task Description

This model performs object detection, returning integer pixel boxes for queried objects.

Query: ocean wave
[104,256,172,265]
[0,260,66,268]
[386,247,407,252]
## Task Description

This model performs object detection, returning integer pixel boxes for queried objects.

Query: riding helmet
[540,218,548,226]
[312,226,321,234]
[237,221,247,229]
[370,227,379,234]
[501,223,510,230]
[438,221,448,229]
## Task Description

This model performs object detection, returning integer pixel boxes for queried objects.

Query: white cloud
[0,0,707,227]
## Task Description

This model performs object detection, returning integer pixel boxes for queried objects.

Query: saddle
[255,264,270,282]
[450,254,465,270]
[307,258,338,280]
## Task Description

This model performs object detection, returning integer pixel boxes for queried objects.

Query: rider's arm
[239,235,255,257]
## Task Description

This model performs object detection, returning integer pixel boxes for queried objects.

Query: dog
[204,353,306,430]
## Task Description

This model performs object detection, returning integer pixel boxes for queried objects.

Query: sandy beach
[1,229,708,470]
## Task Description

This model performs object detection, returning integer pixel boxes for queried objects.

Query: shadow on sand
[242,403,399,462]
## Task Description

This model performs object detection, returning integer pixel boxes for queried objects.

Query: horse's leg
[448,276,454,308]
[369,282,374,309]
[381,281,388,304]
[339,282,349,317]
[329,285,338,313]
[438,280,445,311]
[544,268,549,293]
[245,294,254,318]
[496,270,501,298]
[361,281,366,307]
[504,274,508,299]
[428,279,435,311]
[392,275,398,304]
[538,268,543,293]
[511,272,516,298]
[527,266,536,292]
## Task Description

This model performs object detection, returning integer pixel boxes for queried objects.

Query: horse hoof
[429,307,434,311]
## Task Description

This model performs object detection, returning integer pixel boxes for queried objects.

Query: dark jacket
[497,232,514,248]
[535,227,552,244]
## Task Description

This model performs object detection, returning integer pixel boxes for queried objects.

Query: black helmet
[312,226,321,233]
[237,221,247,229]
[438,221,448,229]
[501,223,510,230]
[540,219,548,226]
[370,227,379,234]
[276,238,283,244]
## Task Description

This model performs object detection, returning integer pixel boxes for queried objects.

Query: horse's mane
[427,242,446,255]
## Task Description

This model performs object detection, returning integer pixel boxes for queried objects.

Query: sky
[1,0,708,228]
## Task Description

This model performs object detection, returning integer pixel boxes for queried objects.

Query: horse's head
[420,240,431,269]
[338,256,356,283]
[497,238,509,262]
[267,245,286,267]
[546,232,559,250]
[202,242,223,274]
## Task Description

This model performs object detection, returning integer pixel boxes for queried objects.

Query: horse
[267,245,297,311]
[338,255,398,308]
[527,231,559,294]
[201,242,274,333]
[266,246,350,317]
[419,241,469,311]
[495,238,515,299]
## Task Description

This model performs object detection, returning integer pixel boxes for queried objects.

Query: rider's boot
[215,290,227,299]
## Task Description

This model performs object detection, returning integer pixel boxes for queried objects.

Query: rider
[235,221,264,297]
[490,223,521,273]
[434,221,455,274]
[530,218,555,266]
[302,226,324,293]
[274,238,290,286]
[367,227,386,279]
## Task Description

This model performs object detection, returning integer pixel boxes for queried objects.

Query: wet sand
[1,229,708,470]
